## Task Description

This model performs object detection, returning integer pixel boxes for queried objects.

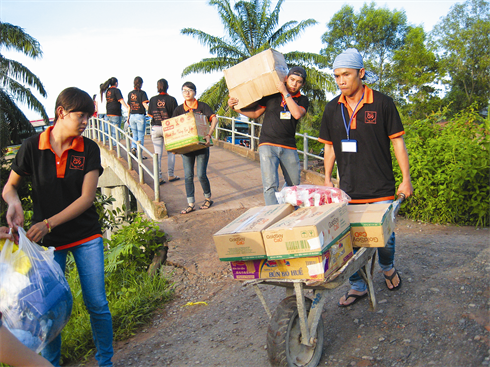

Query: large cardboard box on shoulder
[163,111,212,154]
[263,204,350,260]
[229,229,353,281]
[224,49,289,110]
[348,204,394,247]
[213,204,294,261]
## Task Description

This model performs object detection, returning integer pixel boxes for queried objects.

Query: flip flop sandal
[169,176,180,182]
[200,199,213,210]
[180,205,195,214]
[338,292,368,307]
[159,180,166,185]
[384,268,402,291]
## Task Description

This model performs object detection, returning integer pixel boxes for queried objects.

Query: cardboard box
[348,204,394,247]
[230,229,353,280]
[263,204,350,260]
[213,204,294,261]
[224,49,289,110]
[163,111,212,154]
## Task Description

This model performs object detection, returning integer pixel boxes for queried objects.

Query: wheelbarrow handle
[392,193,406,219]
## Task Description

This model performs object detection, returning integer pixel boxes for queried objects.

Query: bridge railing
[84,117,160,202]
[214,116,324,171]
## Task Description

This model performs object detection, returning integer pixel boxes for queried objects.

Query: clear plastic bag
[275,185,351,207]
[0,227,72,353]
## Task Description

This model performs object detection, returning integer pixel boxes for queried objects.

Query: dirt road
[78,205,489,367]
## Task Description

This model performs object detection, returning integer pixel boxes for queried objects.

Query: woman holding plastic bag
[2,87,113,367]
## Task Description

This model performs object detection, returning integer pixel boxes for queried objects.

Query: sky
[1,0,462,120]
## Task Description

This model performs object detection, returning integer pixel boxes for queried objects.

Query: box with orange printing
[348,204,394,247]
[230,229,353,280]
[213,204,294,261]
[262,204,350,260]
[163,111,212,154]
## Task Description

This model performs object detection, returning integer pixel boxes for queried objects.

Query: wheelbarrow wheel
[267,296,324,367]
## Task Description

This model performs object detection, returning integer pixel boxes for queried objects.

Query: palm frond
[0,22,42,58]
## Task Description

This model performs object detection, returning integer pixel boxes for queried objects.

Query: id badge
[280,111,291,119]
[341,139,357,153]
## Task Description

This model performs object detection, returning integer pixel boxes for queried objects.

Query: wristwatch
[285,93,291,99]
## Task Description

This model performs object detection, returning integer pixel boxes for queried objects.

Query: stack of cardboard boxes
[213,202,394,281]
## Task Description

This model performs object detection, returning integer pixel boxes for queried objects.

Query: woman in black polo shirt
[2,87,113,367]
[172,82,218,214]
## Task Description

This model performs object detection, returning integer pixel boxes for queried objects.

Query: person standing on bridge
[100,77,129,148]
[172,82,218,214]
[228,66,309,205]
[2,87,114,367]
[148,78,180,185]
[127,76,149,157]
[319,48,413,306]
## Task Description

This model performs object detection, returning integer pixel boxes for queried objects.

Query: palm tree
[0,21,48,150]
[181,0,336,116]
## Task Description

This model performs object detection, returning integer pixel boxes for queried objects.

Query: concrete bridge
[96,138,326,221]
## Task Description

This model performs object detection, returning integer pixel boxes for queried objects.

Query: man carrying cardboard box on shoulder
[228,66,309,206]
[318,48,414,306]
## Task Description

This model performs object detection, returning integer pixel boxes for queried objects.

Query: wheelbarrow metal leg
[306,289,329,345]
[358,251,377,311]
[293,282,311,346]
[252,283,272,319]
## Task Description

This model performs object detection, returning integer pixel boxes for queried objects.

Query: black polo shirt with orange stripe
[12,127,103,249]
[172,99,216,122]
[128,89,149,115]
[319,86,404,203]
[148,93,178,126]
[106,86,124,116]
[258,92,309,149]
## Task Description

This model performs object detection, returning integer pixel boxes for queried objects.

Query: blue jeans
[106,116,121,148]
[129,114,146,150]
[349,200,395,292]
[258,145,301,205]
[41,237,113,367]
[151,125,176,178]
[182,148,211,204]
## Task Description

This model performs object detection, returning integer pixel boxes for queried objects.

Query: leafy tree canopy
[0,22,48,149]
[180,0,336,116]
[431,0,490,114]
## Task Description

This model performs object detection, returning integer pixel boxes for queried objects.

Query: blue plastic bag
[0,227,73,353]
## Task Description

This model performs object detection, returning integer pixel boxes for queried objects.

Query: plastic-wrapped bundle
[0,228,72,353]
[275,185,351,207]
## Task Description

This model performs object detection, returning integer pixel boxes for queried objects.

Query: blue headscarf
[332,48,379,84]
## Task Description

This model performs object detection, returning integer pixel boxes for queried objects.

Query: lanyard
[341,91,364,140]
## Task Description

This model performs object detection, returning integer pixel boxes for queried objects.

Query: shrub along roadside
[393,106,489,227]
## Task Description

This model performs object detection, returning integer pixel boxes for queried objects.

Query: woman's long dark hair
[157,78,168,93]
[54,87,94,123]
[134,76,143,91]
[100,77,118,97]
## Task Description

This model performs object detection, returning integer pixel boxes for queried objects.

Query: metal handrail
[214,115,324,170]
[84,117,160,202]
[83,115,325,203]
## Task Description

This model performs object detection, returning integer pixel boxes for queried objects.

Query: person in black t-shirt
[172,82,218,214]
[228,66,309,205]
[3,87,113,366]
[319,48,413,306]
[100,77,129,147]
[127,76,149,155]
[148,78,180,184]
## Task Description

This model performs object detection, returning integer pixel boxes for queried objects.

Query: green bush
[61,266,172,364]
[394,106,489,226]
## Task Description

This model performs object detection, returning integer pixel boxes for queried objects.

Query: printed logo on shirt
[70,156,85,170]
[157,100,166,108]
[365,111,377,124]
[130,93,137,101]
